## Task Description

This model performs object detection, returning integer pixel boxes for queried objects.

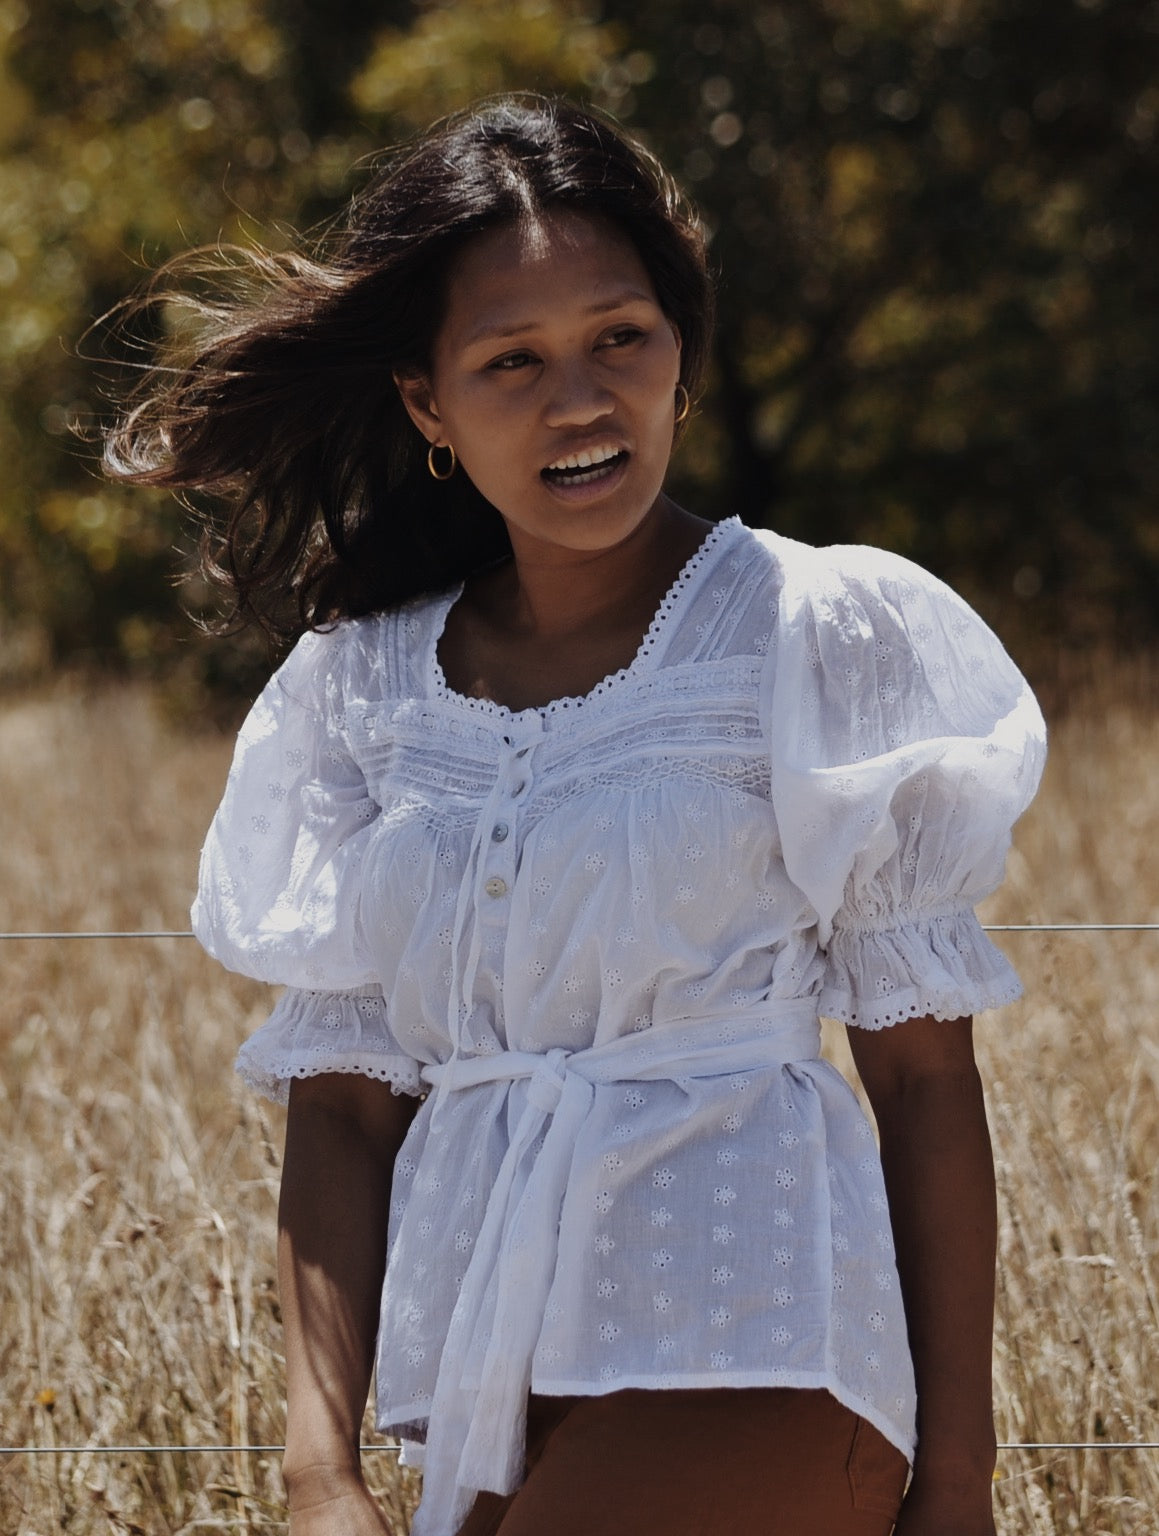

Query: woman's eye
[600,326,644,349]
[488,351,535,371]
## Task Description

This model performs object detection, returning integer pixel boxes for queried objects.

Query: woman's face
[397,210,683,559]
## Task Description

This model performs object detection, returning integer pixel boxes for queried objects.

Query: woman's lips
[540,449,631,501]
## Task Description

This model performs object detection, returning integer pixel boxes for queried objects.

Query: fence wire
[3,924,1159,941]
[2,1441,1159,1456]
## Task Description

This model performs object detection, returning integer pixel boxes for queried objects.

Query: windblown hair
[103,96,714,639]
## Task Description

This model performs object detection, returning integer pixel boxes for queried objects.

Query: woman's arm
[847,1014,998,1536]
[277,1073,421,1534]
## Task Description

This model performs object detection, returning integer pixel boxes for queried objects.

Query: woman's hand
[892,1468,997,1536]
[286,1463,394,1536]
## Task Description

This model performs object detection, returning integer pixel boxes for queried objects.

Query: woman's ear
[393,371,443,445]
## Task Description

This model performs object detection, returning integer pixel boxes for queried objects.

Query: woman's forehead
[440,211,658,347]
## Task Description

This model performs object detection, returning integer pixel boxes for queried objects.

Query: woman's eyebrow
[461,289,655,347]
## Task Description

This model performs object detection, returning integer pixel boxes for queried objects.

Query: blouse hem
[377,1369,915,1467]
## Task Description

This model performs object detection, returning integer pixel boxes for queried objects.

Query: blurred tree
[578,0,1159,645]
[0,0,614,687]
[349,0,619,122]
[0,0,317,680]
[0,0,1156,685]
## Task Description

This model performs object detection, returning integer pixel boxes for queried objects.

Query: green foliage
[350,0,621,123]
[0,0,330,677]
[0,0,1156,685]
[599,0,1159,645]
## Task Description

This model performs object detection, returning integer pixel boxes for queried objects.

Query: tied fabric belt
[408,1002,822,1536]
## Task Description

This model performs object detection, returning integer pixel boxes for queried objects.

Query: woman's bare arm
[277,1073,421,1529]
[848,1014,998,1536]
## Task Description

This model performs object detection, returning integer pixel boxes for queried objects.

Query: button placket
[477,726,540,921]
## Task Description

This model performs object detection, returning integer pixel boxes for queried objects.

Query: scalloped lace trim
[428,517,743,720]
[234,988,424,1104]
[235,1053,422,1105]
[820,974,1023,1031]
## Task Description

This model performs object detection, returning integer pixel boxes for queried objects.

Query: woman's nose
[542,360,615,427]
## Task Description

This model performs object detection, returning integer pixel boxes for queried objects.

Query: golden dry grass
[1,671,1157,1534]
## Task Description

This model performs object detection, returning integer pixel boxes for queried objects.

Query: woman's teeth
[543,448,627,484]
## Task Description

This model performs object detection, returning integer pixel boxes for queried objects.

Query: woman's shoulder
[744,525,956,604]
[741,525,1001,654]
[275,614,386,698]
[274,590,455,707]
[741,526,1039,729]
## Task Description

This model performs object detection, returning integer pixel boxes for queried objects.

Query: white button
[492,822,509,842]
[484,877,508,899]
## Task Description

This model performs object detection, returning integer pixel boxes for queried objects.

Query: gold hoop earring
[427,443,457,481]
[674,384,692,425]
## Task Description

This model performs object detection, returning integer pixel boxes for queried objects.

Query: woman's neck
[481,498,712,645]
[437,499,714,712]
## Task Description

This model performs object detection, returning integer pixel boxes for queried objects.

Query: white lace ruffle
[819,907,1023,1030]
[235,987,424,1104]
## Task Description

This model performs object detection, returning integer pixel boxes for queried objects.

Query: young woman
[106,97,1045,1536]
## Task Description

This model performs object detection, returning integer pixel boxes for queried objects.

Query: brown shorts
[455,1386,910,1536]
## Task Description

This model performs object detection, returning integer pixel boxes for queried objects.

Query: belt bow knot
[408,1002,821,1536]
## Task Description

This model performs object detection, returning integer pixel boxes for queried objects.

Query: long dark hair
[102,96,714,640]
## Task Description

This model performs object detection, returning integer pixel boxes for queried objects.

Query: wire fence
[3,924,1158,941]
[3,1441,1159,1457]
[4,918,1156,1462]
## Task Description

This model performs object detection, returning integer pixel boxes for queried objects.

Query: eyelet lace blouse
[194,518,1046,1536]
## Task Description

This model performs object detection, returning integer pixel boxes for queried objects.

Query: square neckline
[427,516,743,722]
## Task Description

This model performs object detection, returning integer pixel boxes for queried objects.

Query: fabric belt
[409,1002,822,1536]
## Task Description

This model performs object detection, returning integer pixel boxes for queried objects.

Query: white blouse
[194,518,1046,1536]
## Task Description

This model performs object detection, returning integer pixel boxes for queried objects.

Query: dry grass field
[1,667,1157,1534]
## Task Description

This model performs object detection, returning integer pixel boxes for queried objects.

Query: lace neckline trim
[426,516,743,722]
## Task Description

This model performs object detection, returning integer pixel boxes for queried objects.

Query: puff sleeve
[193,625,422,1100]
[764,539,1046,1029]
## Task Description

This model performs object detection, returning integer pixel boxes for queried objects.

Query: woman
[105,97,1045,1536]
